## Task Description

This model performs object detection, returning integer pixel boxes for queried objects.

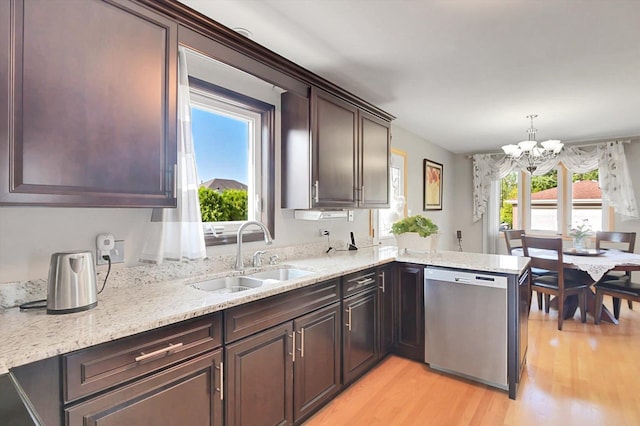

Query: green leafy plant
[198,187,248,222]
[569,219,592,239]
[390,215,438,237]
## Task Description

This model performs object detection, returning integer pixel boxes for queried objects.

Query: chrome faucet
[235,220,273,271]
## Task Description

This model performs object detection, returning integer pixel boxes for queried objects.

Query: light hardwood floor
[305,302,640,425]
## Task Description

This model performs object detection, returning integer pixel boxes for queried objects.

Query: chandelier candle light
[501,114,564,173]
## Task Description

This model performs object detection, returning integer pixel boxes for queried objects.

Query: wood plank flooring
[304,302,640,425]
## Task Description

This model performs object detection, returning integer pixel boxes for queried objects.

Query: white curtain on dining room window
[472,140,638,224]
[139,46,206,263]
[472,140,639,254]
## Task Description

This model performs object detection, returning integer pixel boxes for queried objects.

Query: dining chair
[503,229,525,255]
[595,231,636,309]
[522,235,589,330]
[595,280,640,323]
[504,229,548,311]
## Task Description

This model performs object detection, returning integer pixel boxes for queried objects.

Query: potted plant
[390,215,439,254]
[569,219,592,251]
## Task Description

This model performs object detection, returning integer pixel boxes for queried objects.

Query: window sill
[204,231,263,247]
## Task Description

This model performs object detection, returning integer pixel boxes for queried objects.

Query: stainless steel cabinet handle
[356,277,375,286]
[379,271,385,293]
[289,332,296,362]
[216,361,224,401]
[134,342,183,362]
[172,164,177,197]
[314,180,319,203]
[298,328,305,358]
[346,307,352,331]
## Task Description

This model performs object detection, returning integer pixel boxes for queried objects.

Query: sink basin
[191,276,264,294]
[247,268,314,281]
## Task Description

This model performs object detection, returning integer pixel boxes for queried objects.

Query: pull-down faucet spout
[235,221,273,271]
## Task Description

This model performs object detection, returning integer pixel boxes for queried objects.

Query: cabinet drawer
[225,279,340,343]
[66,349,222,426]
[64,312,222,403]
[342,269,377,298]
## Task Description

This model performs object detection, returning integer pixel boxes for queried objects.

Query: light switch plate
[97,240,125,265]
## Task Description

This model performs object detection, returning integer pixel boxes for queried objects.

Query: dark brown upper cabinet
[281,87,391,209]
[0,0,177,207]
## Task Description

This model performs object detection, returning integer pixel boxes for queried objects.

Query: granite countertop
[0,247,529,374]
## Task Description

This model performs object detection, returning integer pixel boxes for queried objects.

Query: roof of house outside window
[199,178,248,192]
[531,180,601,201]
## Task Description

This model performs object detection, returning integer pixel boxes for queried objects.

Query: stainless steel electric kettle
[47,251,98,314]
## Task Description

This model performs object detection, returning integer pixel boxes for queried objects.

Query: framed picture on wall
[423,159,443,210]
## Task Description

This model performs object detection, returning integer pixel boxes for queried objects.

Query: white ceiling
[180,0,640,154]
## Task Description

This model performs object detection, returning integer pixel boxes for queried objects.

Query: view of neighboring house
[199,178,247,192]
[508,180,602,231]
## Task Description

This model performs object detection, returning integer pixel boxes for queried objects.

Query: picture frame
[423,159,443,211]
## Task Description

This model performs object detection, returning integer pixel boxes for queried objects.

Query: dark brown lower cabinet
[65,349,223,426]
[342,289,378,385]
[225,303,342,426]
[225,323,294,426]
[293,302,341,423]
[393,264,425,361]
[377,265,394,358]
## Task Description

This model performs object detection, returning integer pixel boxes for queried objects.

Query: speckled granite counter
[0,247,529,374]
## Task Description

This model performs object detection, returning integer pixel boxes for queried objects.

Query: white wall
[452,137,640,254]
[390,126,456,251]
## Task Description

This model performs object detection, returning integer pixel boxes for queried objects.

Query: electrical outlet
[97,240,125,265]
[319,229,330,237]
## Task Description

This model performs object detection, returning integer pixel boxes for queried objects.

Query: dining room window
[502,165,605,236]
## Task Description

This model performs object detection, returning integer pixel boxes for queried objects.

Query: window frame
[188,77,275,246]
[513,163,609,237]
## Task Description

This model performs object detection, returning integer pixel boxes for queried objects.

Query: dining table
[516,248,640,324]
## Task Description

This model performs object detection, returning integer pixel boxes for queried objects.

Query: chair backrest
[522,235,565,281]
[503,229,525,255]
[595,231,636,253]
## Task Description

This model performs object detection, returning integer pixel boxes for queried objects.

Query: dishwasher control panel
[425,267,508,289]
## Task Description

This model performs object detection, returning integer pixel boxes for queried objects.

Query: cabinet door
[0,0,177,206]
[342,289,378,385]
[359,110,390,208]
[378,265,394,357]
[293,303,341,423]
[226,323,293,426]
[311,87,358,208]
[65,349,223,426]
[394,264,425,361]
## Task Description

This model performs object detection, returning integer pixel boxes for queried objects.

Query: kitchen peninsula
[0,247,529,425]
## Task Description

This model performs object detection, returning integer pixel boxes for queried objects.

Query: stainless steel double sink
[190,268,314,295]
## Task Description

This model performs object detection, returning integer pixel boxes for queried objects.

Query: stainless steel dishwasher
[424,266,508,390]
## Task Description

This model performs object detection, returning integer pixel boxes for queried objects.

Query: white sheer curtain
[472,140,638,224]
[140,47,206,263]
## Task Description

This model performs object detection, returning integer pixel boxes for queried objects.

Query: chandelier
[501,114,563,173]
